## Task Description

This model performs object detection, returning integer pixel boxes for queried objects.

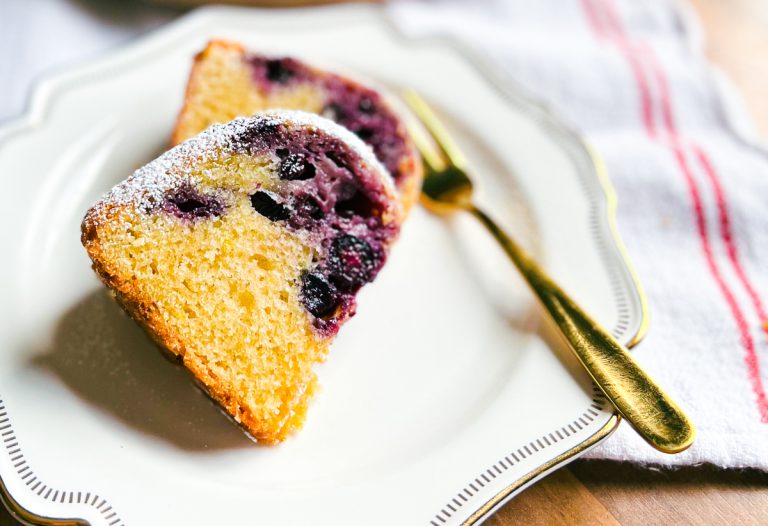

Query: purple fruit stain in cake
[293,195,325,221]
[247,55,312,90]
[234,121,391,222]
[233,119,281,153]
[164,185,225,221]
[321,77,410,185]
[244,54,411,188]
[326,234,379,292]
[250,191,290,222]
[325,150,350,170]
[300,272,339,318]
[358,96,376,114]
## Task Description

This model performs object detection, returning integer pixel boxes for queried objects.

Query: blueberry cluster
[246,54,410,187]
[320,80,405,183]
[246,146,386,329]
[162,120,396,335]
[299,233,378,319]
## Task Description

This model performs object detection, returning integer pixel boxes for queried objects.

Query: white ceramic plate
[0,5,647,525]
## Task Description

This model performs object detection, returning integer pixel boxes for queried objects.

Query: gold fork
[404,91,694,454]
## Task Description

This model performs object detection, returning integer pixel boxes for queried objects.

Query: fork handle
[470,206,695,453]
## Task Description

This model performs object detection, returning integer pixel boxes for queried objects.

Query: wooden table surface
[2,1,767,524]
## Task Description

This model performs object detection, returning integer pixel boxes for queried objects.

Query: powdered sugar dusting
[85,111,396,226]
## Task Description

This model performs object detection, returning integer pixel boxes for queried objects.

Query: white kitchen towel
[390,0,768,469]
[4,0,768,471]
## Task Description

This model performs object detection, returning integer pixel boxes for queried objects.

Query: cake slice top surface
[99,111,396,217]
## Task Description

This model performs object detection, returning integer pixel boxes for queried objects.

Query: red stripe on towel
[581,0,656,136]
[694,146,768,330]
[582,0,768,421]
[633,9,768,423]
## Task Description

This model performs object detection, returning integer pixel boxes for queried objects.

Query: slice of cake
[172,39,422,210]
[82,111,403,443]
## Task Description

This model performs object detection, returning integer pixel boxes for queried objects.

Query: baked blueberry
[250,191,290,221]
[327,234,378,291]
[265,59,295,83]
[300,272,339,318]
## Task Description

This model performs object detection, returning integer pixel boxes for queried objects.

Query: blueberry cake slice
[82,111,402,443]
[172,39,422,211]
